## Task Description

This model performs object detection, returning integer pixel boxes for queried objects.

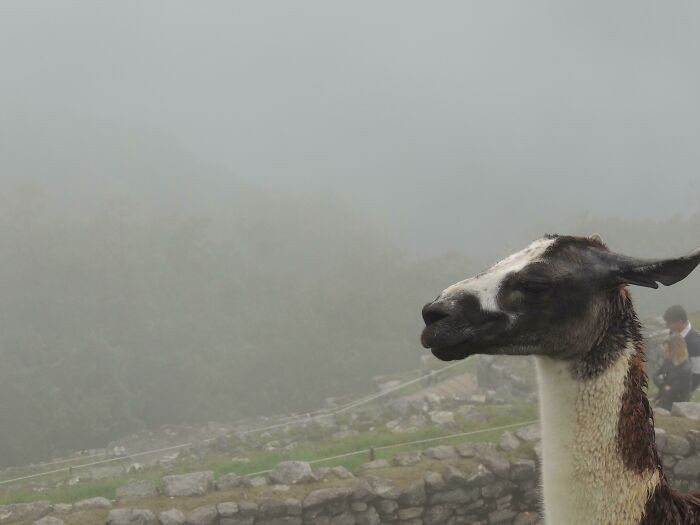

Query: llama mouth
[430,343,474,361]
[421,319,502,354]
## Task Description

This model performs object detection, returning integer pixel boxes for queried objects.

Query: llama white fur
[441,238,555,313]
[535,348,659,525]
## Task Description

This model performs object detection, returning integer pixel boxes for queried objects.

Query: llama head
[421,234,700,363]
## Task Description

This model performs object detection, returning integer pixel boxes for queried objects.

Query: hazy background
[1,1,699,467]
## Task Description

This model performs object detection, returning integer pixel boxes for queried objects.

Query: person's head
[663,305,689,333]
[663,334,689,365]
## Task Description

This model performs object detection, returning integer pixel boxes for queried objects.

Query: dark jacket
[653,358,693,411]
[685,327,700,360]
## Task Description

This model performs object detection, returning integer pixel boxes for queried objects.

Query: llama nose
[422,300,451,326]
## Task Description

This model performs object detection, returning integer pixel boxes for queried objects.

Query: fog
[1,2,699,467]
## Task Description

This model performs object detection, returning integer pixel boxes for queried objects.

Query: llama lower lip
[430,343,473,361]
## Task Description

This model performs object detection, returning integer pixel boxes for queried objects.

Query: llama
[420,234,700,524]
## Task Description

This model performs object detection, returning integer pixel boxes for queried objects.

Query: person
[652,334,693,411]
[663,305,700,391]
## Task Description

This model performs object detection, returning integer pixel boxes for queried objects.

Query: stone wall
[15,409,700,525]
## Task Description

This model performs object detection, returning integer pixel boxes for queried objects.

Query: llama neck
[534,346,660,525]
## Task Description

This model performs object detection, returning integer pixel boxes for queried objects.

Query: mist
[1,1,699,469]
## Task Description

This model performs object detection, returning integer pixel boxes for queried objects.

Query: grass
[655,414,700,436]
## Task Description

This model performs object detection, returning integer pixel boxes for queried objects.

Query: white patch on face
[440,237,555,313]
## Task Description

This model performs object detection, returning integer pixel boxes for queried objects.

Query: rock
[464,464,497,488]
[654,407,671,416]
[303,487,354,509]
[106,508,158,525]
[350,502,367,512]
[329,466,354,479]
[365,476,401,499]
[655,428,668,452]
[398,480,426,507]
[127,463,144,474]
[360,459,390,470]
[259,498,291,519]
[662,454,677,469]
[73,497,112,511]
[424,471,446,493]
[162,471,214,497]
[243,476,268,487]
[216,502,238,518]
[515,424,540,442]
[511,460,537,481]
[455,443,477,457]
[285,499,302,516]
[238,501,258,515]
[350,478,374,502]
[498,431,520,451]
[430,487,480,505]
[423,504,452,525]
[665,435,691,456]
[481,454,511,478]
[215,473,242,491]
[53,504,72,514]
[673,456,700,480]
[425,393,442,406]
[481,480,509,499]
[356,506,380,525]
[424,445,457,460]
[220,514,254,525]
[0,502,52,524]
[514,511,540,525]
[443,465,468,487]
[398,507,423,520]
[329,512,355,525]
[671,402,700,420]
[159,509,187,525]
[489,508,517,523]
[186,505,218,525]
[376,499,398,515]
[688,430,700,452]
[429,411,455,425]
[257,517,301,525]
[407,414,428,426]
[393,450,422,466]
[269,461,315,485]
[116,480,159,500]
[219,501,256,525]
[33,518,65,525]
[314,467,331,479]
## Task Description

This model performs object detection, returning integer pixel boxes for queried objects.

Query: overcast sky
[1,1,699,254]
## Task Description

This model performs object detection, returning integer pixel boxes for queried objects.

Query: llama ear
[612,248,700,289]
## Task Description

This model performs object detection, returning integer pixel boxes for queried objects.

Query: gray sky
[1,1,699,253]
